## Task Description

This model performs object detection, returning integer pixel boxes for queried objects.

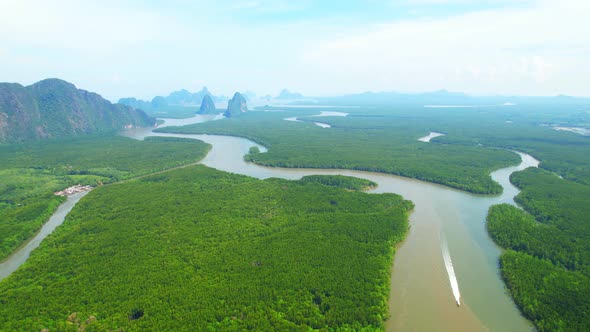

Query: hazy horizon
[1,0,588,101]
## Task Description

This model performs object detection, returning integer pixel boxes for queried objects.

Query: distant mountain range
[119,87,227,110]
[0,79,154,143]
[117,82,590,111]
[307,90,590,106]
[119,87,314,110]
[276,89,304,100]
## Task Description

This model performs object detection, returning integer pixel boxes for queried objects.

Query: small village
[54,184,93,196]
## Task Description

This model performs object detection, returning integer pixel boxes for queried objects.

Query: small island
[300,175,377,191]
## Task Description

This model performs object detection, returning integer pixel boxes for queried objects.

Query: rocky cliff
[198,95,217,114]
[223,92,248,118]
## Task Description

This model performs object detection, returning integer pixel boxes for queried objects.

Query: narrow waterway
[284,111,346,128]
[1,115,537,331]
[0,191,90,281]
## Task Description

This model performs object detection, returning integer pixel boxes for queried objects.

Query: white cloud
[399,0,532,4]
[0,0,588,98]
[0,0,183,54]
[226,0,310,13]
[299,0,590,95]
[0,0,343,99]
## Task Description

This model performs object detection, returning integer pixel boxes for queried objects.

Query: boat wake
[440,232,461,306]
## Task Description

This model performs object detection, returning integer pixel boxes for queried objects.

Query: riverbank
[54,184,93,196]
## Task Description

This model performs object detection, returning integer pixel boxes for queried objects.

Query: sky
[0,0,589,101]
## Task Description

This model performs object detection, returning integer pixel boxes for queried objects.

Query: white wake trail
[440,232,461,306]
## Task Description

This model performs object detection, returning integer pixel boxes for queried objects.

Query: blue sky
[0,0,588,101]
[146,0,532,24]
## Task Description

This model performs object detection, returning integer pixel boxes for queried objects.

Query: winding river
[1,116,538,331]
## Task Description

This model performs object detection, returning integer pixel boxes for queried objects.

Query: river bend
[1,116,538,331]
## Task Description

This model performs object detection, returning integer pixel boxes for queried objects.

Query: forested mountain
[276,89,304,100]
[0,79,154,143]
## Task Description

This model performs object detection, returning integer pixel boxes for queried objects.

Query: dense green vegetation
[157,103,590,329]
[499,251,590,332]
[159,110,519,194]
[500,251,590,331]
[300,175,377,191]
[2,96,587,330]
[0,79,154,143]
[309,103,590,187]
[437,119,590,186]
[489,169,590,274]
[0,165,413,331]
[487,168,590,331]
[512,168,590,273]
[0,136,210,261]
